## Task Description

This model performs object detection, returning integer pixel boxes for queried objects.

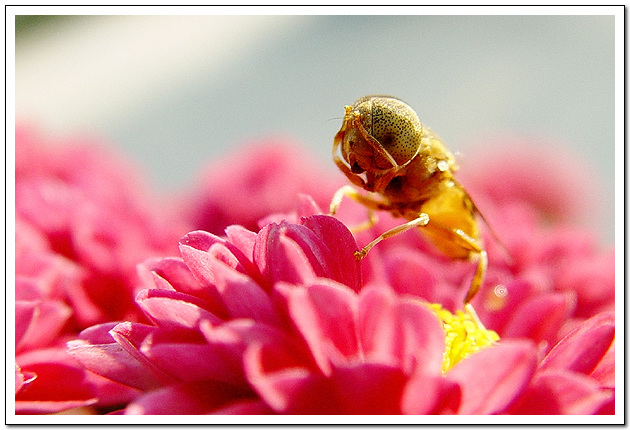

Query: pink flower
[14,127,614,416]
[14,125,187,413]
[68,208,613,415]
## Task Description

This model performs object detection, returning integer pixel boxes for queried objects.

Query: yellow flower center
[428,303,500,373]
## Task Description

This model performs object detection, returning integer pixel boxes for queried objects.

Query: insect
[329,95,499,304]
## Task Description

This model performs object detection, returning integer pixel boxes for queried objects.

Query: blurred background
[14,13,616,243]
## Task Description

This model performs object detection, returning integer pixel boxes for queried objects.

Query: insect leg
[329,185,392,215]
[415,221,487,304]
[464,249,487,304]
[354,213,430,260]
[464,302,496,342]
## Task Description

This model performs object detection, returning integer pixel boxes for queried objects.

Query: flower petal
[590,343,615,388]
[205,253,278,326]
[447,340,537,414]
[401,372,461,414]
[15,348,98,414]
[296,193,324,218]
[180,230,259,280]
[138,257,193,293]
[144,319,301,386]
[211,399,274,414]
[539,312,614,375]
[508,369,613,414]
[280,280,359,375]
[254,222,318,286]
[125,381,253,415]
[67,340,161,392]
[15,299,72,353]
[224,225,258,262]
[140,342,245,385]
[330,362,407,414]
[502,292,575,348]
[15,364,36,395]
[135,289,222,331]
[68,323,175,391]
[300,215,361,291]
[358,286,445,375]
[255,216,361,290]
[384,249,438,301]
[243,342,333,414]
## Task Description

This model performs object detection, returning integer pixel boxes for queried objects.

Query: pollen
[428,303,500,373]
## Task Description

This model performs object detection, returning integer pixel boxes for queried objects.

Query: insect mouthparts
[351,162,365,174]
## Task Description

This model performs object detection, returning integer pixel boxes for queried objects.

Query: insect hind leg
[464,249,487,304]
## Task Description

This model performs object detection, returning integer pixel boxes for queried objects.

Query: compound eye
[371,98,422,165]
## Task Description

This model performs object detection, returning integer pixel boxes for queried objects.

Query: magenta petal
[109,322,186,385]
[15,349,98,414]
[508,369,613,414]
[16,399,97,415]
[69,322,177,390]
[255,216,361,290]
[15,301,36,348]
[125,381,252,415]
[503,292,574,346]
[384,250,438,301]
[296,194,324,218]
[539,312,615,375]
[180,229,259,279]
[67,338,163,392]
[200,319,304,361]
[179,229,224,252]
[300,215,361,291]
[138,257,195,293]
[15,364,36,395]
[77,322,120,343]
[211,399,274,414]
[15,364,25,394]
[224,225,258,262]
[135,289,222,330]
[243,342,332,414]
[207,251,278,325]
[141,342,245,385]
[179,237,223,290]
[447,340,538,414]
[283,279,359,375]
[591,343,615,388]
[143,319,298,385]
[357,286,445,375]
[255,222,318,286]
[15,299,72,353]
[401,372,461,414]
[331,362,407,414]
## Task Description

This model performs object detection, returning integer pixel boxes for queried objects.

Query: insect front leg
[329,185,393,215]
[355,213,430,260]
[329,184,393,235]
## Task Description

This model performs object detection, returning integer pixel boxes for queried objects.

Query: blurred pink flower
[16,125,189,325]
[14,125,188,413]
[180,139,344,235]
